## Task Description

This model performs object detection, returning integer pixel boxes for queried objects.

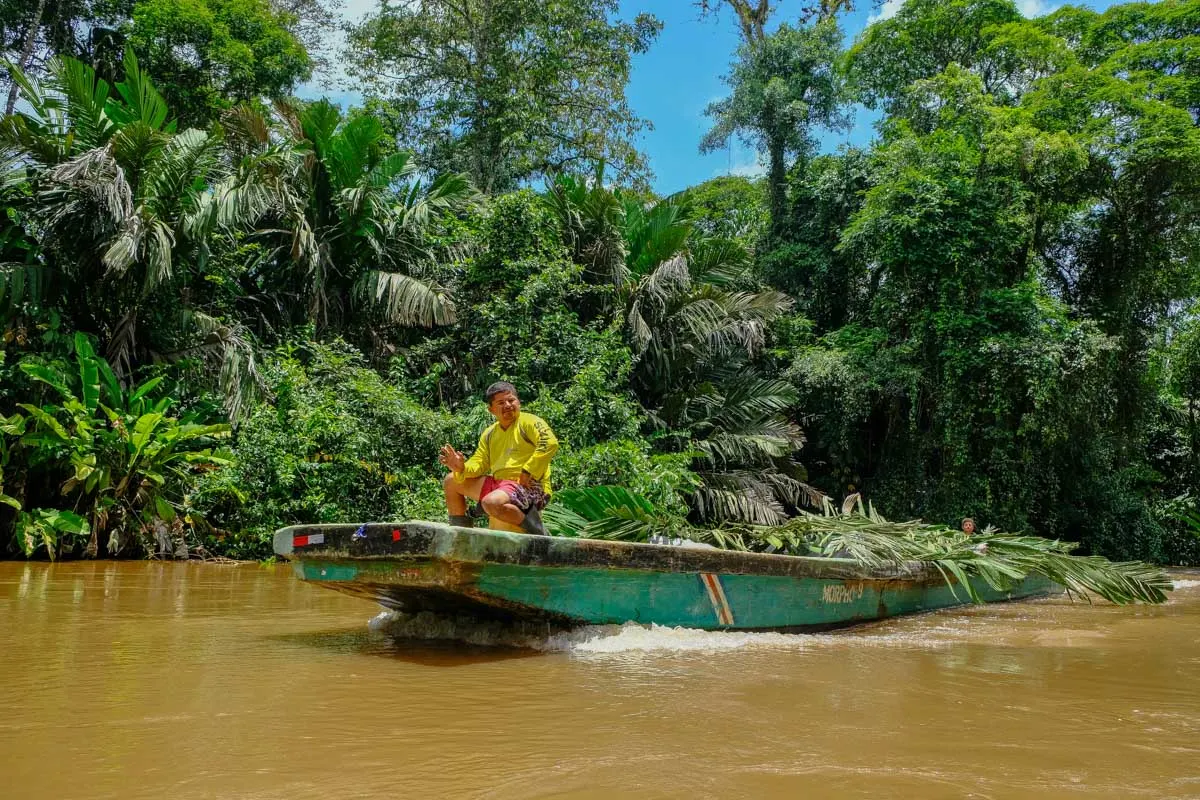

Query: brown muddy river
[1,562,1198,799]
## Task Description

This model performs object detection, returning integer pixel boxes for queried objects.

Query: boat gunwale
[275,521,950,584]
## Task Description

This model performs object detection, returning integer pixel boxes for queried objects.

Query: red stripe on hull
[700,573,735,626]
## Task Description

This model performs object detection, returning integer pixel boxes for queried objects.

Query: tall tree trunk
[702,0,770,42]
[5,0,47,116]
[767,135,787,237]
[1189,401,1199,481]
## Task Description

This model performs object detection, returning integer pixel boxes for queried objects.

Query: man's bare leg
[444,474,485,525]
[481,489,547,536]
[480,489,526,527]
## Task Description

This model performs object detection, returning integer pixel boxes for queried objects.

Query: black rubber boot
[519,506,548,536]
[448,514,474,528]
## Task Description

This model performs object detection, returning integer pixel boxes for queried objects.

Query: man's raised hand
[439,444,465,473]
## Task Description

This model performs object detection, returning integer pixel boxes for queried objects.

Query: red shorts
[478,476,547,512]
[481,476,522,502]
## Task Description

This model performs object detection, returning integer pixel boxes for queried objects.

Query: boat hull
[275,522,1059,632]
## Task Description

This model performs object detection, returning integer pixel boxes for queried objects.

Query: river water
[1,562,1197,799]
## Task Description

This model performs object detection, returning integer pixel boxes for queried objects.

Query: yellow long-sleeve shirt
[454,412,559,492]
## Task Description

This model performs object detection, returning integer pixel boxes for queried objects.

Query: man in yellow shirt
[440,381,559,536]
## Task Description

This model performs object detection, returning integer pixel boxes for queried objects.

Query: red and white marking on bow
[700,573,735,626]
[292,533,325,547]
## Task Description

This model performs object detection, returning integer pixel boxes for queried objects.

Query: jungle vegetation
[0,0,1198,572]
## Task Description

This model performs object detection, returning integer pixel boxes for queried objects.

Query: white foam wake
[1173,579,1200,590]
[367,610,816,654]
[544,622,815,653]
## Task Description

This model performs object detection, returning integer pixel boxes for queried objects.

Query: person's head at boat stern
[439,381,558,536]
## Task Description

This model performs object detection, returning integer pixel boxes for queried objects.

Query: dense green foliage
[189,340,454,557]
[346,0,662,192]
[4,331,230,558]
[127,0,311,127]
[2,0,1198,568]
[676,175,768,244]
[778,0,1200,564]
[0,0,313,123]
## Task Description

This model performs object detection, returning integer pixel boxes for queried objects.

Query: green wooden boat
[275,521,1059,631]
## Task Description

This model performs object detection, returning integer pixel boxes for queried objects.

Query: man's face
[489,390,521,425]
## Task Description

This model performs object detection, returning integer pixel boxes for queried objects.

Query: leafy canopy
[346,0,661,193]
[127,0,312,127]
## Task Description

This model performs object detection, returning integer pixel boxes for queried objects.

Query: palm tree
[1,50,264,417]
[214,99,477,340]
[543,180,810,524]
[622,200,806,523]
[543,171,628,287]
[0,145,42,317]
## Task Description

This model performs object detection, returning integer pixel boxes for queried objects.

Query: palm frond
[719,287,795,319]
[543,172,629,286]
[54,56,116,152]
[761,470,824,511]
[142,128,222,215]
[220,105,272,159]
[48,144,132,225]
[107,49,173,133]
[690,378,800,430]
[106,309,138,379]
[298,99,342,155]
[272,97,306,143]
[692,476,787,525]
[695,430,795,464]
[3,57,57,123]
[325,113,381,189]
[358,269,456,327]
[402,169,477,219]
[688,236,751,285]
[624,198,690,277]
[547,488,1171,606]
[760,506,1172,605]
[546,485,678,541]
[0,113,66,167]
[637,253,692,305]
[166,311,267,422]
[969,535,1172,604]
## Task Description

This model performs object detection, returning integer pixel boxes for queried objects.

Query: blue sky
[616,0,1126,194]
[305,0,1122,195]
[618,0,887,194]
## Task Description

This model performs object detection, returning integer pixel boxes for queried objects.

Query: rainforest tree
[0,0,316,125]
[345,0,661,193]
[770,0,1200,561]
[126,0,312,127]
[702,19,847,232]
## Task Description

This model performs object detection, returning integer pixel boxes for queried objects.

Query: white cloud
[868,0,1056,24]
[340,0,378,18]
[868,0,905,24]
[299,0,378,100]
[726,160,766,178]
[1016,0,1057,17]
[714,142,766,179]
